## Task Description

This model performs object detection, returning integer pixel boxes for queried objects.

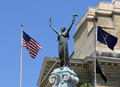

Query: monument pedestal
[49,66,79,87]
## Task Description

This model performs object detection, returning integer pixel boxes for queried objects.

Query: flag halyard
[23,31,41,59]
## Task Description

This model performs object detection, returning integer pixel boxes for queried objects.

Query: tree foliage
[76,83,93,87]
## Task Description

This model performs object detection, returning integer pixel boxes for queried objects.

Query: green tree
[81,83,93,87]
[76,83,93,87]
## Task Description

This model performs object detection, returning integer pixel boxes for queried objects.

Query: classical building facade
[37,1,120,87]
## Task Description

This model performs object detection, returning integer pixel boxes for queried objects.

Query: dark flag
[97,26,118,50]
[96,59,107,83]
[23,31,42,59]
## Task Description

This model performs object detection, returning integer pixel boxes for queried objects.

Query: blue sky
[0,0,111,87]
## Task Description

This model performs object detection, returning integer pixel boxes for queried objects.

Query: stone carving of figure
[49,18,75,67]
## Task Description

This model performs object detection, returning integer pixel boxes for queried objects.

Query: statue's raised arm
[49,24,59,35]
[66,19,75,34]
[66,13,78,34]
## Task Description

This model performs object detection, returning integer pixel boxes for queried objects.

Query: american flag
[23,31,41,59]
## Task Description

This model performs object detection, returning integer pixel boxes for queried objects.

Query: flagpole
[20,25,23,87]
[94,12,97,87]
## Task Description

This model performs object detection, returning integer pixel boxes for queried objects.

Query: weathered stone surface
[73,1,120,59]
[49,66,79,87]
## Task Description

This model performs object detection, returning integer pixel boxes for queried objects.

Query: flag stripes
[23,40,27,47]
[23,31,41,59]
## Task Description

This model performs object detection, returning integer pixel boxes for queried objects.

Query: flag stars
[104,34,108,40]
[23,31,41,59]
[97,26,118,50]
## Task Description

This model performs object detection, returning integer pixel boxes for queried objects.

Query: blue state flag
[97,26,118,50]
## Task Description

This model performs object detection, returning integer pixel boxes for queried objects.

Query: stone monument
[49,14,79,87]
[49,67,79,87]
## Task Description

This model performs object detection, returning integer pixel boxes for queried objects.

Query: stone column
[49,66,79,87]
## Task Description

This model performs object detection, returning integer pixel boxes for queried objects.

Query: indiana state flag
[97,26,118,50]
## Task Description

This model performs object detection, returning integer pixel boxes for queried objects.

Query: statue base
[49,66,79,87]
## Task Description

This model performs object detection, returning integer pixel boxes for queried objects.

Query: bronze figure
[49,14,78,67]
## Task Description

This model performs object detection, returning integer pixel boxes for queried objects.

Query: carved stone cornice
[37,53,120,87]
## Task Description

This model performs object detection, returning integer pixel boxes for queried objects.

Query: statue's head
[61,26,66,32]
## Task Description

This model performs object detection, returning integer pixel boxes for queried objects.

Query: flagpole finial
[95,11,97,14]
[94,12,98,22]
